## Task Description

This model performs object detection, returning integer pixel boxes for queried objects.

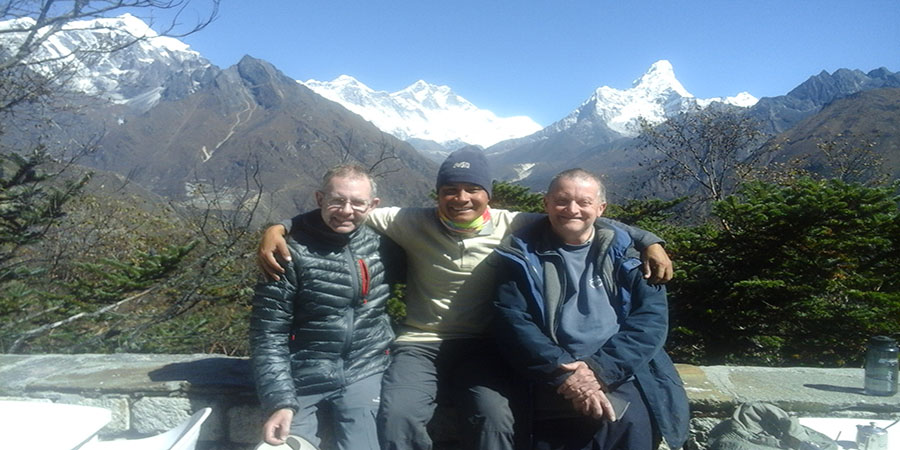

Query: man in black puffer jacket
[250,164,402,450]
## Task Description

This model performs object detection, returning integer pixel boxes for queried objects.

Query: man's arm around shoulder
[599,217,673,284]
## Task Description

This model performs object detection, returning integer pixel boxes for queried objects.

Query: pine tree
[668,178,900,366]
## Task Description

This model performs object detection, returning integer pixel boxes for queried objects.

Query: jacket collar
[501,217,622,261]
[432,207,496,238]
[291,209,364,246]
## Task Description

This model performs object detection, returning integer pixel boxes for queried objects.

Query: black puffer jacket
[250,210,401,414]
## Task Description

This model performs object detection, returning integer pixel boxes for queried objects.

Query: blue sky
[172,1,899,125]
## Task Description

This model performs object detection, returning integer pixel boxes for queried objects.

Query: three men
[492,168,689,449]
[250,165,400,450]
[257,148,675,449]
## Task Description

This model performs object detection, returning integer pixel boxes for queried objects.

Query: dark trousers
[532,381,658,450]
[377,339,527,450]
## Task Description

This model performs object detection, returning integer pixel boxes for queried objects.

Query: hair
[320,164,377,197]
[546,168,606,203]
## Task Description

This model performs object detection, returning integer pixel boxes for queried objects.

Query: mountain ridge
[88,55,436,212]
[302,75,542,149]
[748,66,900,133]
[1,13,897,214]
[485,60,757,157]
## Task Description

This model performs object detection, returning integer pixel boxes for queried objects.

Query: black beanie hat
[435,146,492,198]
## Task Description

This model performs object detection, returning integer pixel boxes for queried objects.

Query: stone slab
[676,363,734,412]
[700,365,900,416]
[0,354,252,395]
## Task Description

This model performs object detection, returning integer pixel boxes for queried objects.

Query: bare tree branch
[638,108,773,208]
[9,286,153,352]
[368,132,402,178]
[1,1,219,113]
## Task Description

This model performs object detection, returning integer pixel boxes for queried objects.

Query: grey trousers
[377,339,526,450]
[291,372,382,450]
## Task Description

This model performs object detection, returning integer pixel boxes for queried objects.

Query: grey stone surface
[0,353,252,395]
[72,396,130,433]
[132,396,193,434]
[227,404,263,444]
[192,400,225,442]
[1,354,898,449]
[697,365,899,416]
[676,363,734,412]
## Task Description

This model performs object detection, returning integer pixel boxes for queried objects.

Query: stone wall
[1,354,898,449]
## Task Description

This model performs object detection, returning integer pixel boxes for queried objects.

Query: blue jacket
[493,218,689,449]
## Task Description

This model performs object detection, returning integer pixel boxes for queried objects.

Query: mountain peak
[640,60,675,80]
[307,75,374,93]
[70,13,192,53]
[632,59,691,97]
[334,74,362,84]
[302,77,541,147]
[91,13,157,38]
[0,13,209,110]
[400,80,452,98]
[557,60,755,138]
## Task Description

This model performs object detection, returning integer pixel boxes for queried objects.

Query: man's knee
[378,393,434,450]
[379,386,436,435]
[458,386,516,433]
[378,396,422,427]
[460,400,518,450]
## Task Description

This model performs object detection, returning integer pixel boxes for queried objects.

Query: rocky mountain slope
[0,14,437,218]
[766,87,900,180]
[89,56,436,215]
[485,64,900,199]
[748,67,900,133]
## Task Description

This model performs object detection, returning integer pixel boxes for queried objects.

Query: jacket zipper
[550,253,566,338]
[497,242,565,342]
[340,251,361,361]
[357,258,369,304]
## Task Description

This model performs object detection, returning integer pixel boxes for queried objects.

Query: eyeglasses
[323,196,371,212]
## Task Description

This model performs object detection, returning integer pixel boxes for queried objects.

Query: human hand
[262,408,293,445]
[257,224,290,281]
[641,243,673,284]
[557,361,615,420]
[569,389,616,421]
[557,361,603,400]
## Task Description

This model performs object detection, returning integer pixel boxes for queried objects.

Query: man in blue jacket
[493,168,689,450]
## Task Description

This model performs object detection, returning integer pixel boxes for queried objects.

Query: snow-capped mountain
[1,13,754,154]
[550,60,758,138]
[0,13,215,112]
[302,76,542,149]
[485,60,760,188]
[486,59,758,166]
